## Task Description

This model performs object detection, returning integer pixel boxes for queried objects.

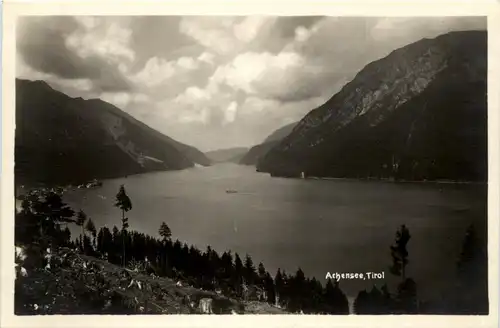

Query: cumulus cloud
[100,91,149,109]
[179,17,242,55]
[16,16,486,151]
[67,18,135,65]
[223,101,238,124]
[17,16,133,93]
[132,56,199,87]
[198,52,216,65]
[209,51,328,102]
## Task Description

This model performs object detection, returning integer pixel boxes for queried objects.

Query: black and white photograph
[5,10,494,320]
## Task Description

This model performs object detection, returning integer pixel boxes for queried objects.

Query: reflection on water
[60,163,486,300]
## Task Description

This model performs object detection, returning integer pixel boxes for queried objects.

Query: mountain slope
[239,122,297,165]
[240,142,279,166]
[257,31,487,181]
[15,246,286,314]
[262,122,298,144]
[15,79,210,185]
[206,147,249,163]
[84,98,212,167]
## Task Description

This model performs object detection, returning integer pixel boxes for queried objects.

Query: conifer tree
[455,224,488,314]
[233,253,244,296]
[158,222,172,241]
[15,193,41,245]
[244,254,256,285]
[280,270,289,308]
[390,224,411,281]
[389,224,418,313]
[354,289,369,314]
[115,185,132,267]
[97,228,104,254]
[35,191,75,248]
[220,251,234,284]
[380,283,393,313]
[289,268,306,312]
[325,278,349,314]
[158,222,172,275]
[85,218,97,250]
[397,278,418,313]
[75,210,87,251]
[274,269,284,306]
[257,262,267,289]
[264,272,276,305]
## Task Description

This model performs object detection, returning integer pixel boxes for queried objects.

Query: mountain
[205,147,249,163]
[257,31,487,182]
[239,142,278,166]
[262,122,298,143]
[15,79,211,185]
[239,122,297,165]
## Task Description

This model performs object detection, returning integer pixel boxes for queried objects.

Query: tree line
[15,185,488,314]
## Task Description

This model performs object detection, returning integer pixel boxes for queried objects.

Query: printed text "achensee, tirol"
[325,272,385,281]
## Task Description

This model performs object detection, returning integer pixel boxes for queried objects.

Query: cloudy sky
[16,16,485,151]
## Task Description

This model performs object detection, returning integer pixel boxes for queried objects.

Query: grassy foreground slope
[15,246,286,315]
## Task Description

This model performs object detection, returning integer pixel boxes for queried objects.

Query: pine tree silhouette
[390,224,411,280]
[455,224,488,314]
[35,191,75,248]
[274,268,284,306]
[257,262,267,290]
[244,254,256,285]
[115,185,132,267]
[85,218,97,251]
[75,210,87,251]
[233,253,244,296]
[264,272,276,305]
[354,289,369,314]
[158,222,172,241]
[325,279,349,314]
[397,278,418,313]
[158,222,172,275]
[388,224,418,313]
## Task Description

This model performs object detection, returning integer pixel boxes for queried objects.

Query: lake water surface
[62,163,487,300]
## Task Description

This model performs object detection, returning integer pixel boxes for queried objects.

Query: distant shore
[306,176,486,185]
[262,171,486,185]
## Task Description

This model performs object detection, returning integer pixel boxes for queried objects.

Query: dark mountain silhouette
[206,147,249,163]
[240,122,297,165]
[257,31,487,182]
[15,79,211,185]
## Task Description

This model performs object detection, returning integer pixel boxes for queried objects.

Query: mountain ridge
[206,147,249,163]
[15,79,211,185]
[257,30,487,182]
[240,122,298,165]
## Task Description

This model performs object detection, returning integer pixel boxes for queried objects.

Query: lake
[61,163,487,300]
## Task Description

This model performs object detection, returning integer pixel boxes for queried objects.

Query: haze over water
[62,163,487,300]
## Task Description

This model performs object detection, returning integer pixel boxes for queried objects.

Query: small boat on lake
[226,189,238,194]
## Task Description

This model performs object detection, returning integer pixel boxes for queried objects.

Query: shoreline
[15,166,487,196]
[305,176,486,185]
